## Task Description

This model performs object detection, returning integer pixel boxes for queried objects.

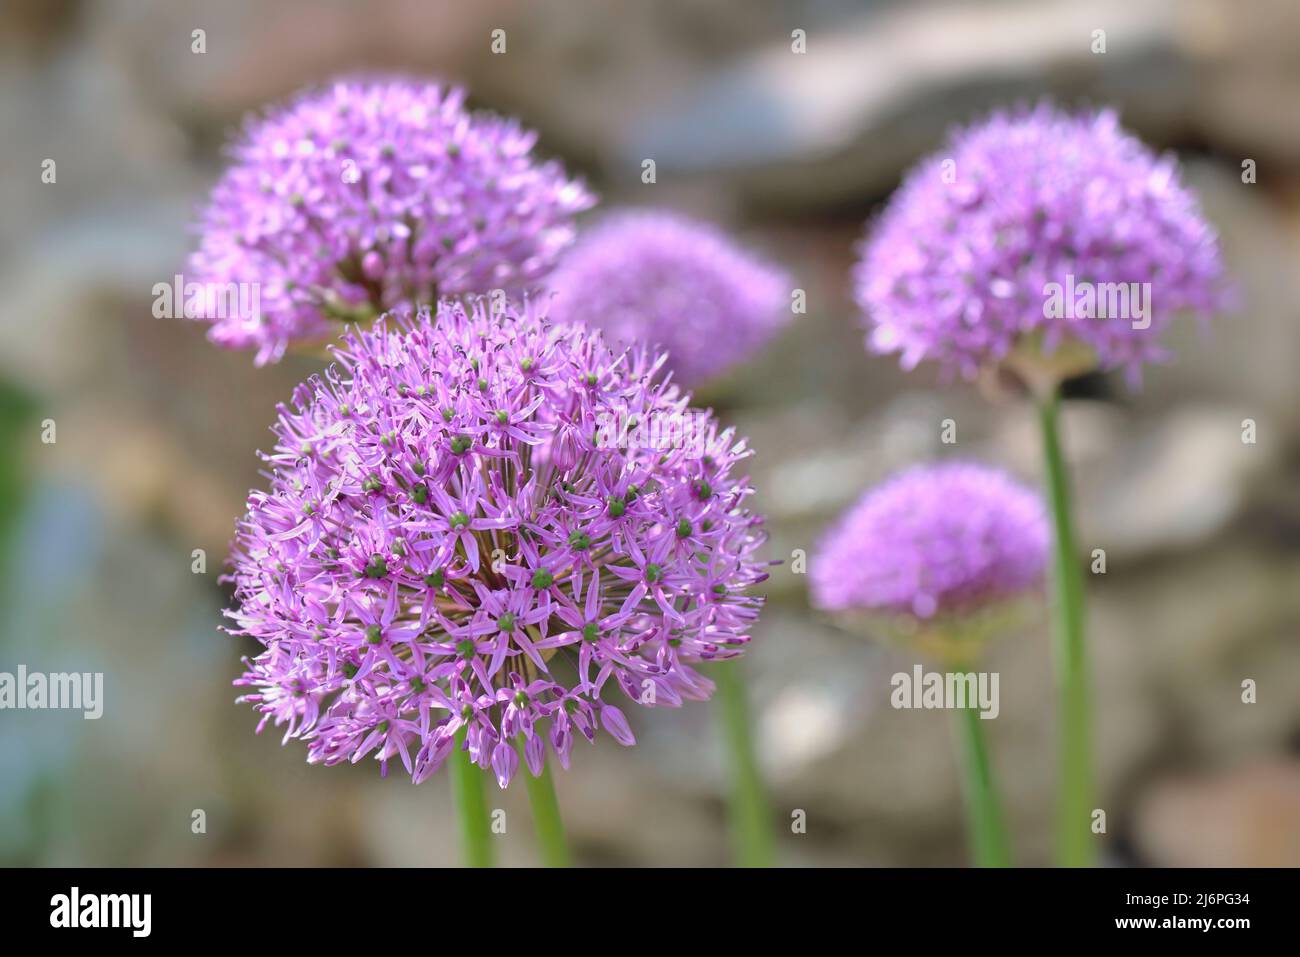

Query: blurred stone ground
[1,0,1297,865]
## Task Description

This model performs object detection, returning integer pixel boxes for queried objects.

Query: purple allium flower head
[545,210,792,386]
[855,104,1229,385]
[811,462,1047,620]
[227,298,769,787]
[189,77,594,364]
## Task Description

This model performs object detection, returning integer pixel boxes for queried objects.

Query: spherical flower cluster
[189,77,594,364]
[854,104,1228,385]
[545,210,791,386]
[227,299,769,787]
[811,462,1047,620]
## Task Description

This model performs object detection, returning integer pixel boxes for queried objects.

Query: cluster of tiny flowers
[189,77,594,364]
[811,462,1047,620]
[227,299,769,787]
[545,210,792,386]
[854,104,1228,384]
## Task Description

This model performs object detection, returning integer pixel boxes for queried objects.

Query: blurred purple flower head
[854,104,1229,386]
[227,298,770,787]
[188,76,594,364]
[811,462,1047,620]
[546,210,792,386]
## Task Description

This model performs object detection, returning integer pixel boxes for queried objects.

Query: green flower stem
[712,662,776,867]
[516,738,571,867]
[1038,388,1095,867]
[952,702,1011,867]
[449,726,494,868]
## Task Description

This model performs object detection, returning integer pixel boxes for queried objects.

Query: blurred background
[2,0,1298,866]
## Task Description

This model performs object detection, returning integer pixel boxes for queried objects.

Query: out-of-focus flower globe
[189,77,594,364]
[227,299,771,787]
[545,210,792,387]
[854,104,1230,387]
[811,462,1048,654]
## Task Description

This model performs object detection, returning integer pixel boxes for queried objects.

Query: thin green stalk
[1038,388,1094,867]
[449,726,494,868]
[516,738,571,867]
[952,702,1011,867]
[712,662,775,867]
